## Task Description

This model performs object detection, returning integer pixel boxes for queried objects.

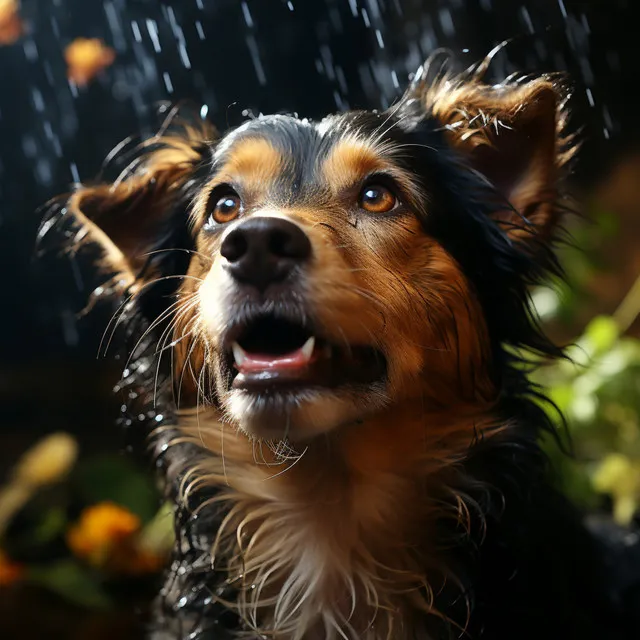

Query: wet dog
[49,56,640,639]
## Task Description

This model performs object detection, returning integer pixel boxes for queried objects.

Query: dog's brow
[215,137,284,187]
[321,138,423,204]
[321,140,388,192]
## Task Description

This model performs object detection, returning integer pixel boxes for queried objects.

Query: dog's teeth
[232,342,247,366]
[301,336,315,361]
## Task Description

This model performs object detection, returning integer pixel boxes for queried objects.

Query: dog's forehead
[210,112,407,195]
[213,115,320,162]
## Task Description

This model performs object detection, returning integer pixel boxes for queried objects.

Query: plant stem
[613,271,640,334]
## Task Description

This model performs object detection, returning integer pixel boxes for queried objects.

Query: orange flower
[0,550,23,586]
[64,38,115,85]
[67,502,141,566]
[0,0,24,46]
[67,502,166,575]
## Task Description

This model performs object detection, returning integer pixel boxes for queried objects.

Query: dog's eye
[208,192,242,225]
[358,184,397,214]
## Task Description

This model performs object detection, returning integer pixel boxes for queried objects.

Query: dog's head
[64,63,573,443]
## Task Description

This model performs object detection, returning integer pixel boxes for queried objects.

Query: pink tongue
[239,345,310,373]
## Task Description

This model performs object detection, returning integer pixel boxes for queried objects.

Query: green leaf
[583,315,620,355]
[547,384,575,414]
[26,561,112,610]
[592,208,619,238]
[30,508,67,546]
[72,455,159,524]
[138,502,175,556]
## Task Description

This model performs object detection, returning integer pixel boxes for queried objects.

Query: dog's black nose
[220,217,312,292]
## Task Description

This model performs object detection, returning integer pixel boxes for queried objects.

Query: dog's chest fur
[179,410,455,640]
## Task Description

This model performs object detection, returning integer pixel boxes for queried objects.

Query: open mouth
[224,313,386,392]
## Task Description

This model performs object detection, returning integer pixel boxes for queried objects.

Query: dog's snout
[220,217,312,292]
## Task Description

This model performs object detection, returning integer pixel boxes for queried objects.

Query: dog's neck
[175,398,495,639]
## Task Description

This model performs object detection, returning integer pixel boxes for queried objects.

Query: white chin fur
[224,388,388,441]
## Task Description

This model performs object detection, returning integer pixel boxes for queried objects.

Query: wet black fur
[47,77,640,639]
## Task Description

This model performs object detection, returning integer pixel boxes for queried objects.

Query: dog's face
[66,69,570,442]
[184,114,492,440]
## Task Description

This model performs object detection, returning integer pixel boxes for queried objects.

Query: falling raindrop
[104,2,126,52]
[520,7,534,34]
[146,19,162,54]
[69,162,80,183]
[580,14,590,35]
[557,0,568,20]
[241,2,254,28]
[23,39,38,62]
[246,34,267,85]
[31,88,45,112]
[163,71,174,94]
[131,21,142,43]
[336,66,348,94]
[319,45,335,80]
[438,8,455,37]
[178,41,191,69]
[50,15,60,38]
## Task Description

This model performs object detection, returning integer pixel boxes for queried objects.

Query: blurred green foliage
[531,208,640,526]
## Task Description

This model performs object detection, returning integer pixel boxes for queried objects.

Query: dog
[46,54,640,639]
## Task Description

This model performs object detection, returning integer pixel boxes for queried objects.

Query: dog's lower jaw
[221,384,391,442]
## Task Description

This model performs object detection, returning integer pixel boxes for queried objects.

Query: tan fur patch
[321,137,425,209]
[321,139,389,191]
[191,137,284,227]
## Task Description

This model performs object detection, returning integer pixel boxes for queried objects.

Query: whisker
[98,293,135,358]
[152,297,200,407]
[176,332,200,409]
[263,446,309,482]
[101,273,202,360]
[123,296,190,373]
[142,247,213,265]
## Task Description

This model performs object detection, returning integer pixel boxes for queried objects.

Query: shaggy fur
[44,54,640,639]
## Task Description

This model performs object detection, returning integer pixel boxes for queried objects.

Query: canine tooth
[232,342,247,366]
[301,336,315,361]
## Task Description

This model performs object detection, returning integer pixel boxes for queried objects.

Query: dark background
[0,0,636,459]
[0,0,638,636]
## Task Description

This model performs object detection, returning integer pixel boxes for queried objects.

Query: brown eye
[210,192,242,224]
[359,184,397,214]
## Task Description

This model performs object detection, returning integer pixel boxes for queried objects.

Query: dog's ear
[408,67,575,244]
[66,123,215,293]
